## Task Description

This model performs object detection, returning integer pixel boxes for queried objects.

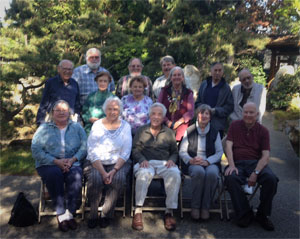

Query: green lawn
[0,148,37,176]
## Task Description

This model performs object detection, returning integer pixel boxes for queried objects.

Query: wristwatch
[254,169,260,175]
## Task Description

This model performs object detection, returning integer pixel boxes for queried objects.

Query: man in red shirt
[225,102,278,231]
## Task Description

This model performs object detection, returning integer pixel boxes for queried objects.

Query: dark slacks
[37,165,83,215]
[84,161,131,219]
[225,160,278,219]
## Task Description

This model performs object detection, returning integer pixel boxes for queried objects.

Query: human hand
[54,159,70,173]
[225,165,238,176]
[166,160,176,168]
[248,172,257,187]
[104,169,116,185]
[199,160,209,167]
[140,160,149,168]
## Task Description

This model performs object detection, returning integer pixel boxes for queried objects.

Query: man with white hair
[72,48,115,106]
[225,102,278,231]
[36,59,81,125]
[131,103,181,232]
[230,68,266,123]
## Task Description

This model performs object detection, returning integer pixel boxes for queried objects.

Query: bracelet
[170,122,175,129]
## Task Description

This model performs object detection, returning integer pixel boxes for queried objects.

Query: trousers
[84,161,130,219]
[188,164,219,209]
[37,165,82,215]
[225,160,278,219]
[134,160,181,209]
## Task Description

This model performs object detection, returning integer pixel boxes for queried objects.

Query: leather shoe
[132,213,143,231]
[99,217,110,228]
[56,216,69,232]
[190,208,200,220]
[67,218,77,230]
[256,213,275,231]
[164,213,176,231]
[237,210,254,228]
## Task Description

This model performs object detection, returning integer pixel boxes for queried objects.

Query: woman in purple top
[121,76,153,135]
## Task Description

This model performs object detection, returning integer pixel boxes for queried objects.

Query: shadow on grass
[0,148,37,176]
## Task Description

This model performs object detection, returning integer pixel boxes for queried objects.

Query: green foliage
[267,69,300,110]
[235,55,267,86]
[0,148,36,175]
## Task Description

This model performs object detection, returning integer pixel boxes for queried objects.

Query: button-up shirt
[36,75,81,125]
[72,64,115,105]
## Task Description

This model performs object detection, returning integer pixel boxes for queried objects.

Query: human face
[242,103,258,127]
[130,80,145,99]
[150,107,164,128]
[197,110,211,126]
[239,71,254,89]
[58,62,73,82]
[128,59,143,76]
[105,101,120,122]
[53,103,70,125]
[162,61,175,78]
[87,51,101,70]
[211,64,224,82]
[97,76,110,91]
[171,69,184,88]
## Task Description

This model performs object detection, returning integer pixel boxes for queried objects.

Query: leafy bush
[267,69,300,110]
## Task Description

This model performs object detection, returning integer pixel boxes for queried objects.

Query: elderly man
[36,59,81,125]
[131,103,181,231]
[230,68,266,123]
[72,48,114,106]
[153,55,176,99]
[225,102,278,231]
[116,57,153,99]
[195,62,234,138]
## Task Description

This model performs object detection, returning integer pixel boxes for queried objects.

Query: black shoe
[87,218,98,229]
[99,217,110,228]
[237,210,254,228]
[256,214,275,231]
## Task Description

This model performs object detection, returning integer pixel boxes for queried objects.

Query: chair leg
[38,180,43,223]
[180,177,183,219]
[131,173,135,217]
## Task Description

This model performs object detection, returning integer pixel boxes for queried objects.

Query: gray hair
[160,55,175,66]
[128,57,144,68]
[58,59,74,69]
[238,68,253,79]
[149,102,167,117]
[167,66,185,83]
[86,48,101,60]
[102,96,123,116]
[48,100,72,122]
[195,104,212,118]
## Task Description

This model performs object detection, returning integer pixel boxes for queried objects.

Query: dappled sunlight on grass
[0,148,36,175]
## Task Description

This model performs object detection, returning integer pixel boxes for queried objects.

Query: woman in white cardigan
[85,96,132,229]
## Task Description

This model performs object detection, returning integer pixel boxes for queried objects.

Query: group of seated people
[31,48,278,233]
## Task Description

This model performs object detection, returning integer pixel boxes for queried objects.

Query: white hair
[102,96,123,116]
[149,103,167,117]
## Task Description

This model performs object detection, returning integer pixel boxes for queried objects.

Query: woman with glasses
[32,100,87,232]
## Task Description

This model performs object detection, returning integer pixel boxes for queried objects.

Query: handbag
[8,192,37,227]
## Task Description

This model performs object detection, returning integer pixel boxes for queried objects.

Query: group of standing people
[31,47,278,233]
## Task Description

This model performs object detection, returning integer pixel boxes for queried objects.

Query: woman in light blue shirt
[31,100,87,232]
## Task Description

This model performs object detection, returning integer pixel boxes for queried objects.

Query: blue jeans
[37,165,82,215]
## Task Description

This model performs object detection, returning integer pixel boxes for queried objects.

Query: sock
[66,209,73,220]
[58,211,69,222]
[135,207,143,214]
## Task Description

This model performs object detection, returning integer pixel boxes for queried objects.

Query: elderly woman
[31,100,87,232]
[179,104,223,221]
[158,66,194,141]
[121,76,153,135]
[85,96,132,229]
[82,71,114,134]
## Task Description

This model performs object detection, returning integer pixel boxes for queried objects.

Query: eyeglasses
[53,110,69,113]
[130,65,142,68]
[88,56,100,60]
[61,67,73,72]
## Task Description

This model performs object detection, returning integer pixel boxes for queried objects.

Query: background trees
[1,0,299,141]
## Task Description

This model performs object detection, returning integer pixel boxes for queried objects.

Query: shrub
[267,69,300,110]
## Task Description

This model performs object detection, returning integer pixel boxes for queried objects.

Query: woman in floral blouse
[121,76,153,135]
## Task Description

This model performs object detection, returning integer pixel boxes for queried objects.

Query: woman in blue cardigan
[31,100,87,232]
